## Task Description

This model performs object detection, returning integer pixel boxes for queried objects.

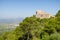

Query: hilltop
[0,10,60,40]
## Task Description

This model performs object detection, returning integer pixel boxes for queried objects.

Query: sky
[0,0,60,19]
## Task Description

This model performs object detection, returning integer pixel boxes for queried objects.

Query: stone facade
[36,10,54,19]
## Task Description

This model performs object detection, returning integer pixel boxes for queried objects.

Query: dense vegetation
[0,10,60,40]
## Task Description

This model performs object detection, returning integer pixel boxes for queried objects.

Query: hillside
[0,10,60,40]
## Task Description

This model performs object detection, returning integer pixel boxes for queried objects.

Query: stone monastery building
[36,10,54,19]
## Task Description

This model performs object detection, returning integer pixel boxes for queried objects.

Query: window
[40,14,43,17]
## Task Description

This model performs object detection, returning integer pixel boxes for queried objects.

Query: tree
[56,10,60,17]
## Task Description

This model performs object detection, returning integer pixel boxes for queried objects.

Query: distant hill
[0,18,23,24]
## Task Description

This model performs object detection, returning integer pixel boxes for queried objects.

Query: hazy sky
[0,0,60,19]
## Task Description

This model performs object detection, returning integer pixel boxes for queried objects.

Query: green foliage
[50,33,60,40]
[0,10,60,40]
[56,10,60,17]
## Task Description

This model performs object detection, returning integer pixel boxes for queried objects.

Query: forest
[0,10,60,40]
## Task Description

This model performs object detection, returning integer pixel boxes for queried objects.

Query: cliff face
[36,10,54,19]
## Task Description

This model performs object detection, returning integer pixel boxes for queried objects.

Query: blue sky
[0,0,60,19]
